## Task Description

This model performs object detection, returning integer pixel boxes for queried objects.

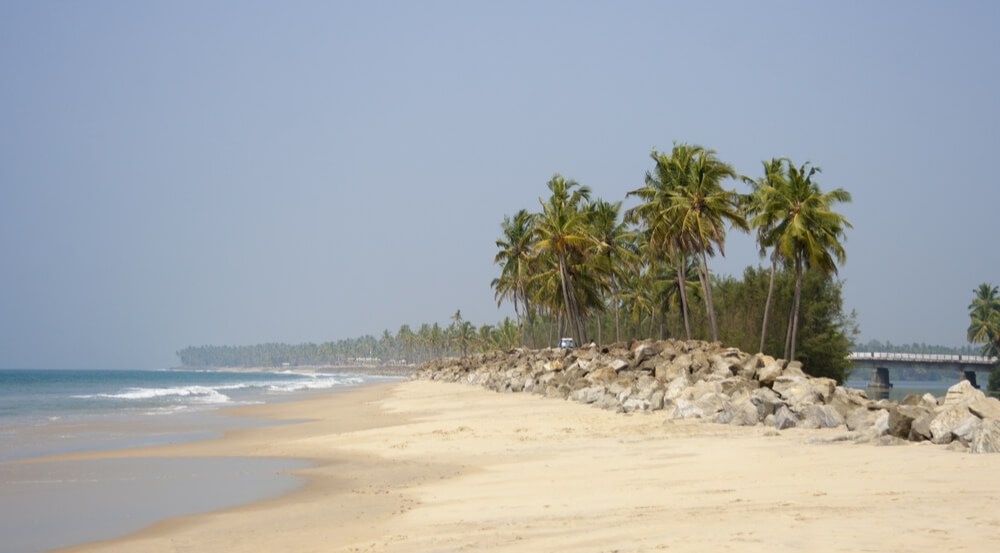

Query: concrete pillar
[869,367,892,389]
[960,370,980,389]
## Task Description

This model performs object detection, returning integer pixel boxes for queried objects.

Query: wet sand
[34,380,1000,552]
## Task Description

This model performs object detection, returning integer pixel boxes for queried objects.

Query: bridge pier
[868,367,892,389]
[960,370,980,389]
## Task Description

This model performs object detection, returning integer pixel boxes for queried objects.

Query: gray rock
[622,397,649,413]
[971,418,1000,454]
[888,404,929,439]
[909,413,934,442]
[571,385,606,404]
[829,386,869,418]
[717,397,761,426]
[749,387,784,419]
[649,390,665,411]
[772,405,800,430]
[802,404,845,429]
[930,405,977,444]
[664,374,691,401]
[951,414,983,445]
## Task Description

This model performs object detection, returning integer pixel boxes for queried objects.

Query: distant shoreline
[170,363,417,378]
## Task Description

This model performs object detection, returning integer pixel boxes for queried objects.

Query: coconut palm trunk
[674,248,692,340]
[788,255,805,360]
[759,248,778,353]
[698,249,719,342]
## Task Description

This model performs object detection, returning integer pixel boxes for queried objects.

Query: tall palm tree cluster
[492,143,853,364]
[967,283,1000,391]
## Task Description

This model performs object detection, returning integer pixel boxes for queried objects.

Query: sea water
[0,368,396,553]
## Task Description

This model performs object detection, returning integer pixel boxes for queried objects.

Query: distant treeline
[853,339,980,356]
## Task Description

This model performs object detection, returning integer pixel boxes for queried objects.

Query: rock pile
[412,339,1000,453]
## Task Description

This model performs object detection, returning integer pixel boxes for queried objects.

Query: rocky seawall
[412,339,1000,453]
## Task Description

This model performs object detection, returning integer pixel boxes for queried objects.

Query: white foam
[77,385,232,404]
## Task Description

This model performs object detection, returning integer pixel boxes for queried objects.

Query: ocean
[0,368,398,553]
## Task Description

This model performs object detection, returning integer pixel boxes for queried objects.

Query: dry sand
[46,380,1000,553]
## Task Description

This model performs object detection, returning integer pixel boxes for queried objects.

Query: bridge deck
[848,352,996,366]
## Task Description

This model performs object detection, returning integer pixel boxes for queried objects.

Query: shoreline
[29,379,1000,552]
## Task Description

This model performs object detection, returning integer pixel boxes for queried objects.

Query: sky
[1,1,998,369]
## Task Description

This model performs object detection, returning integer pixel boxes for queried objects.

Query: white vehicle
[558,337,575,349]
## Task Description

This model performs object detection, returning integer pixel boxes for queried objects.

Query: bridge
[848,352,997,389]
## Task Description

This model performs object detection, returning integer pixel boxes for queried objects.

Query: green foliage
[713,266,857,383]
[967,282,1000,391]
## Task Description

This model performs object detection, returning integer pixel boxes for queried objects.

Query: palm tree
[588,199,637,343]
[745,157,790,353]
[533,174,593,346]
[492,209,536,346]
[453,320,476,358]
[968,283,1000,358]
[764,161,852,360]
[627,144,746,341]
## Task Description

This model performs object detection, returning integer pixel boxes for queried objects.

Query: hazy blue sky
[2,1,998,369]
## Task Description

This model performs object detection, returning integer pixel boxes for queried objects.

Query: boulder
[632,342,658,365]
[715,396,762,426]
[773,375,836,412]
[951,414,983,445]
[771,405,800,430]
[968,397,1000,420]
[888,404,930,439]
[749,387,784,419]
[570,385,606,405]
[941,380,986,409]
[930,405,980,445]
[608,358,629,372]
[664,374,691,401]
[587,366,619,386]
[829,386,869,418]
[653,359,687,382]
[971,418,1000,454]
[802,404,845,429]
[908,413,934,442]
[757,358,784,386]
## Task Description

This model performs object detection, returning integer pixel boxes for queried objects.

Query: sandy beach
[36,380,1000,553]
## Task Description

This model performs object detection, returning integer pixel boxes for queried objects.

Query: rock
[772,405,800,430]
[829,386,869,418]
[664,374,691,401]
[888,404,929,439]
[587,366,619,386]
[571,385,606,404]
[608,358,629,372]
[716,397,762,426]
[653,359,685,381]
[757,358,784,386]
[720,377,757,397]
[622,397,649,413]
[649,390,665,411]
[782,360,806,378]
[971,418,1000,454]
[749,387,784,419]
[951,414,983,445]
[968,397,1000,420]
[941,380,986,409]
[632,342,658,365]
[802,404,845,429]
[909,413,934,442]
[772,375,835,412]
